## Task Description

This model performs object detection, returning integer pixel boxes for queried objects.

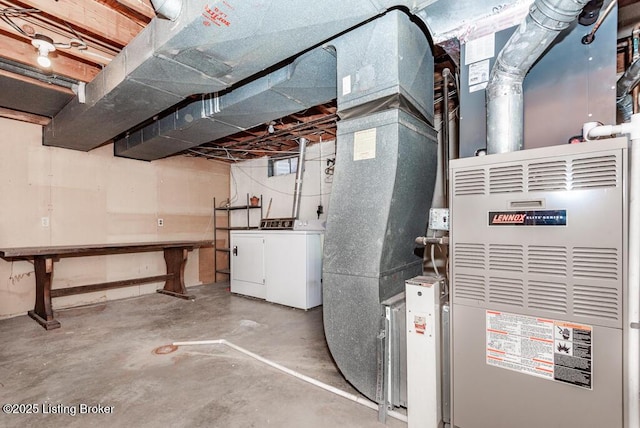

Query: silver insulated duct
[43,0,430,152]
[486,0,590,154]
[114,47,336,160]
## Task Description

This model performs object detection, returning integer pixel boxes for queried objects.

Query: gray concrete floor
[0,283,406,428]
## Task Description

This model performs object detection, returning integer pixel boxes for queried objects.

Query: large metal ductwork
[486,0,590,154]
[617,58,640,122]
[43,0,435,152]
[114,47,336,161]
[322,10,437,401]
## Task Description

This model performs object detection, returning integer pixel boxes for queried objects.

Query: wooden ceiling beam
[11,0,144,46]
[316,104,337,115]
[0,68,75,93]
[0,106,50,125]
[0,32,100,81]
[113,0,156,20]
[291,112,331,122]
[0,18,115,66]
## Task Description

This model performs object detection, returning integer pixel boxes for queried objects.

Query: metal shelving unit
[213,194,262,281]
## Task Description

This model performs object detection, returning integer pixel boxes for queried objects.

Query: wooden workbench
[0,241,212,330]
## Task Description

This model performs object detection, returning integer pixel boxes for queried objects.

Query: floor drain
[153,344,178,355]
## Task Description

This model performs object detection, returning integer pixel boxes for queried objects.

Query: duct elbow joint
[530,0,591,31]
[486,78,524,102]
[150,0,183,21]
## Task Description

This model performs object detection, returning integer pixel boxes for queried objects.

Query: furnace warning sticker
[553,321,593,389]
[414,315,427,335]
[486,311,592,390]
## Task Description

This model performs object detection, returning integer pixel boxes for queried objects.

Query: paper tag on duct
[353,128,376,161]
[342,75,352,96]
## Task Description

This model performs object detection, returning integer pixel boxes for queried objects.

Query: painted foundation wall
[229,141,336,224]
[0,118,230,319]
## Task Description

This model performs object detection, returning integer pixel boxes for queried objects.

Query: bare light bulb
[31,34,55,69]
[37,54,51,68]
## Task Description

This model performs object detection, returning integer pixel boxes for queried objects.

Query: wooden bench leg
[28,257,61,330]
[157,248,195,300]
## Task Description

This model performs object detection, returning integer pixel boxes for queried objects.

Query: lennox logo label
[491,213,527,224]
[488,210,567,226]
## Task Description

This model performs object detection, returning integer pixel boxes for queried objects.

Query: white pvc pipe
[626,115,640,428]
[585,123,633,139]
[581,114,640,428]
[172,339,408,423]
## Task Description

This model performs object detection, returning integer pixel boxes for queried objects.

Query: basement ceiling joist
[184,102,339,163]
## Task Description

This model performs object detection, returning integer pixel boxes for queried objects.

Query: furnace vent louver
[452,152,620,198]
[454,169,486,196]
[527,246,568,277]
[455,274,486,302]
[452,244,621,323]
[573,247,619,280]
[489,165,524,194]
[574,284,620,320]
[489,244,524,272]
[489,277,524,307]
[571,155,618,189]
[527,160,568,191]
[454,243,485,268]
[527,280,567,314]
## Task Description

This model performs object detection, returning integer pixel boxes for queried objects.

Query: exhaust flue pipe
[292,138,307,219]
[150,0,183,20]
[486,0,590,154]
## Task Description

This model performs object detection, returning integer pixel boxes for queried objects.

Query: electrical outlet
[157,218,164,227]
[41,217,49,227]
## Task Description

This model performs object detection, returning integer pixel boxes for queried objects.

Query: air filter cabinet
[449,138,628,428]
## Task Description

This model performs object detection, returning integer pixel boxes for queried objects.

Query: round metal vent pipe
[150,0,183,21]
[292,138,307,219]
[486,0,590,154]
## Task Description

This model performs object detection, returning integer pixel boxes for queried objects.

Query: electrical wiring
[0,8,88,51]
[191,147,299,155]
[0,8,38,38]
[433,89,458,105]
[233,163,331,197]
[431,244,439,277]
[188,148,242,162]
[228,164,238,205]
[7,260,34,285]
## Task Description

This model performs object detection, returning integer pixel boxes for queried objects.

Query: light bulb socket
[31,34,55,52]
[32,34,55,69]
